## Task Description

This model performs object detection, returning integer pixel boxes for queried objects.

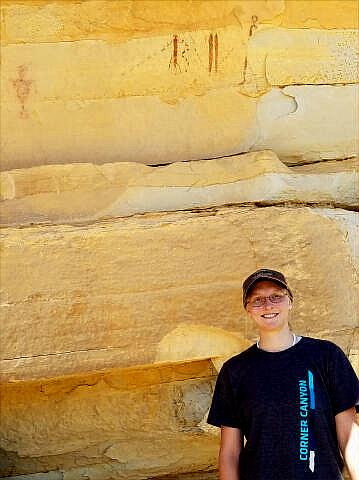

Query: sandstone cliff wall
[0,1,358,479]
[1,0,358,169]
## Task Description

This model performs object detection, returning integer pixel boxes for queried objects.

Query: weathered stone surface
[3,466,219,480]
[4,474,62,480]
[2,82,357,170]
[0,1,284,45]
[1,28,248,102]
[0,359,218,478]
[0,87,259,170]
[1,205,358,383]
[279,0,358,29]
[313,208,359,272]
[2,27,356,104]
[1,1,358,171]
[1,152,357,227]
[240,28,358,96]
[2,0,357,46]
[1,2,358,479]
[155,324,251,364]
[252,85,358,163]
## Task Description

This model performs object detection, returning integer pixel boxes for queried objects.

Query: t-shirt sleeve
[326,342,359,415]
[207,363,242,429]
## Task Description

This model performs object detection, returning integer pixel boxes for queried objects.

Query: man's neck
[258,328,296,352]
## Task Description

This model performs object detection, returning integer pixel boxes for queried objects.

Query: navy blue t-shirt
[207,337,359,480]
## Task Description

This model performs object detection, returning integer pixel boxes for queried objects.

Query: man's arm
[335,407,359,480]
[219,426,242,480]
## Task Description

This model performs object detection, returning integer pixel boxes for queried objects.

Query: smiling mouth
[261,313,279,319]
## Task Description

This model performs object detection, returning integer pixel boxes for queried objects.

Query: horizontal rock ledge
[0,355,217,388]
[0,359,218,476]
[1,1,357,46]
[0,151,358,227]
[1,85,358,170]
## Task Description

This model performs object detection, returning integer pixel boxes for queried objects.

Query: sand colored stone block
[240,28,358,95]
[1,205,358,383]
[279,0,358,29]
[155,324,251,363]
[0,87,258,170]
[1,152,357,227]
[1,1,357,171]
[1,28,247,103]
[3,25,355,105]
[265,29,358,86]
[0,1,284,44]
[0,360,218,477]
[252,85,358,163]
[2,0,356,46]
[1,82,357,169]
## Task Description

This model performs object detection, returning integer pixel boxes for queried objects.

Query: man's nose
[263,297,274,307]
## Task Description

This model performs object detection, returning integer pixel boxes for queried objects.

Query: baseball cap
[242,268,293,306]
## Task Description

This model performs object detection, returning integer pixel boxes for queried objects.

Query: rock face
[1,1,358,169]
[1,152,358,226]
[0,1,358,479]
[1,157,359,477]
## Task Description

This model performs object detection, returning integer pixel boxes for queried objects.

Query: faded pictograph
[169,31,222,75]
[11,64,33,118]
[103,26,248,92]
[208,33,219,73]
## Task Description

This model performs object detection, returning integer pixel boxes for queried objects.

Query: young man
[207,269,359,480]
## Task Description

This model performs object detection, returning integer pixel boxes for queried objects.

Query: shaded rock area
[1,360,219,478]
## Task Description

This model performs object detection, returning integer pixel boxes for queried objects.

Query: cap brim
[243,275,291,305]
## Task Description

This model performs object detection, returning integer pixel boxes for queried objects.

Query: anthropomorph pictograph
[249,15,258,37]
[168,34,190,73]
[169,34,181,72]
[11,64,33,118]
[208,33,219,73]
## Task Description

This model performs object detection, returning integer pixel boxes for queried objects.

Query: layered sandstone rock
[1,1,358,479]
[0,359,219,478]
[1,1,358,170]
[1,203,358,385]
[1,201,358,478]
[1,152,358,226]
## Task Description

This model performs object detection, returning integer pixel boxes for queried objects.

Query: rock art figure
[11,64,33,118]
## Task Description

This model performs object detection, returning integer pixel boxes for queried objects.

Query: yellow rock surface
[1,153,358,228]
[0,359,219,477]
[2,0,357,46]
[3,26,355,104]
[279,0,358,29]
[1,1,358,170]
[1,203,358,478]
[1,205,358,384]
[1,28,247,102]
[2,83,358,170]
[0,1,284,44]
[1,2,358,478]
[1,86,260,170]
[240,28,358,95]
[253,85,358,163]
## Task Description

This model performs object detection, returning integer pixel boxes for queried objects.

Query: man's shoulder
[222,344,257,370]
[301,336,343,354]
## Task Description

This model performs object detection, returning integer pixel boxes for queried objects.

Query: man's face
[245,280,292,333]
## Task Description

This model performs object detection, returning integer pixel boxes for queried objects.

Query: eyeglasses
[246,293,288,308]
